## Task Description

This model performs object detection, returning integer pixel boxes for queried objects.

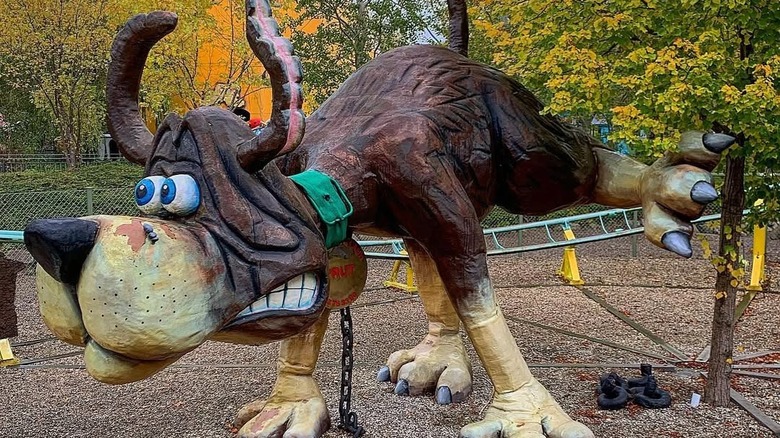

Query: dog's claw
[377,366,390,382]
[662,231,692,258]
[702,132,736,153]
[394,379,409,395]
[436,386,452,405]
[690,181,718,204]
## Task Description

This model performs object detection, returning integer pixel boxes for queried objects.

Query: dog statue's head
[23,7,325,384]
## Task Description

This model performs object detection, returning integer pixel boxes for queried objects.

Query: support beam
[558,227,585,285]
[746,223,766,291]
[0,338,19,367]
[383,250,417,293]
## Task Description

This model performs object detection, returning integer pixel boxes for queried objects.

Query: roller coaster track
[357,207,724,259]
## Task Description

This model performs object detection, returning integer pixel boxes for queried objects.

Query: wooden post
[0,253,25,366]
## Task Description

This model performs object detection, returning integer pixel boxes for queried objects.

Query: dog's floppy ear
[236,0,305,173]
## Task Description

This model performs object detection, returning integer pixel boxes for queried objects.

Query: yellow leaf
[714,291,726,299]
[726,357,733,365]
[730,279,739,287]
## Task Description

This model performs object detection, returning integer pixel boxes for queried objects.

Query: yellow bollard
[558,227,585,286]
[0,338,19,367]
[383,250,418,293]
[746,224,766,291]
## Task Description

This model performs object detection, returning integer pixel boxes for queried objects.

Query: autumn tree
[0,0,114,167]
[472,0,780,406]
[0,77,57,154]
[281,0,447,107]
[112,0,268,118]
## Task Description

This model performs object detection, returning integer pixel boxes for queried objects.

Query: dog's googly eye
[161,174,200,216]
[134,176,166,214]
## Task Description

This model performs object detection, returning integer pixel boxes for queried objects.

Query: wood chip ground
[2,236,778,437]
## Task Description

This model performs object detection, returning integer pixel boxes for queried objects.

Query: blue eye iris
[161,174,200,216]
[160,180,176,205]
[135,179,155,206]
[134,176,166,214]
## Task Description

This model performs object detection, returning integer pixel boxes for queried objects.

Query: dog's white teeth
[287,275,304,290]
[300,289,314,307]
[296,272,317,308]
[235,273,320,320]
[268,290,285,308]
[303,272,317,289]
[284,289,302,309]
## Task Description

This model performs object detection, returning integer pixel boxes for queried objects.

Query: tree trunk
[59,128,80,170]
[68,149,78,170]
[705,153,746,406]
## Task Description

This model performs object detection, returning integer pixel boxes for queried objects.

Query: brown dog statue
[24,1,732,437]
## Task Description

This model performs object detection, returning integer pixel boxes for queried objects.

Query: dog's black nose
[24,218,99,284]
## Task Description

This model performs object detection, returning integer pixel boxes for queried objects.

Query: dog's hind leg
[235,311,331,438]
[387,169,592,438]
[379,239,473,405]
[428,255,593,438]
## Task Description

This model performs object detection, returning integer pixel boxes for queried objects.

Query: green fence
[0,188,135,230]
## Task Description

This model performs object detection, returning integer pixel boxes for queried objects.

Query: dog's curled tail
[448,0,468,57]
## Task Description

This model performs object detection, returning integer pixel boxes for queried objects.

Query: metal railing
[0,230,23,243]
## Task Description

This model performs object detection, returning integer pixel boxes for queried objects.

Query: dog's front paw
[640,131,735,257]
[378,331,472,404]
[459,378,593,438]
[234,375,330,438]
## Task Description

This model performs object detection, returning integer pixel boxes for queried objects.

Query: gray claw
[691,181,718,204]
[702,133,736,153]
[436,386,452,405]
[394,379,409,395]
[662,231,692,258]
[377,366,390,382]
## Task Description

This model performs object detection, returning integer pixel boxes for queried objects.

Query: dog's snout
[24,218,99,284]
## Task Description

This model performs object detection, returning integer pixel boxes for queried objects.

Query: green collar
[289,170,353,249]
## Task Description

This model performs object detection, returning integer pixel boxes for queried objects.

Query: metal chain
[337,306,364,437]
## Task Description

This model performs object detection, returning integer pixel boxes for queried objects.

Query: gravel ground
[2,236,779,438]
